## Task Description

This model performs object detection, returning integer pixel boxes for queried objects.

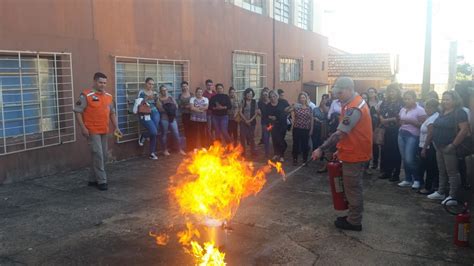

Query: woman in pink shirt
[397,90,427,189]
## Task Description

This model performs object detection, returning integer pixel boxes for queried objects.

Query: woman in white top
[418,99,440,194]
[189,87,209,150]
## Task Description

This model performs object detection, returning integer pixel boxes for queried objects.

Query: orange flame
[267,160,285,177]
[153,142,284,265]
[169,142,276,221]
[149,232,170,246]
[190,241,226,266]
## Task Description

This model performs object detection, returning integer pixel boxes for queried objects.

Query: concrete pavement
[1,149,473,265]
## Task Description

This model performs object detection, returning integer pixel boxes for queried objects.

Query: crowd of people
[133,78,474,206]
[78,72,473,203]
[369,82,474,207]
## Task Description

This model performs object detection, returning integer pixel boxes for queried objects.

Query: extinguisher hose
[443,199,469,215]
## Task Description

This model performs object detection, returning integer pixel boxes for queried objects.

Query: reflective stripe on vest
[337,95,373,163]
[82,89,113,134]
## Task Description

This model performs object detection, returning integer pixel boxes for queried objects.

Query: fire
[169,143,276,221]
[190,241,226,266]
[152,142,284,265]
[149,232,170,246]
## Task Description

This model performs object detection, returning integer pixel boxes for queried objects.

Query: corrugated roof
[328,53,393,78]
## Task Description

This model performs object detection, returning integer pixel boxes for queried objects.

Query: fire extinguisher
[327,160,348,211]
[444,199,470,247]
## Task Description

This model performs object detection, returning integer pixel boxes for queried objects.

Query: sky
[320,0,474,84]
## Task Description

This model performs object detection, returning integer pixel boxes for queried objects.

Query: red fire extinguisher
[327,160,348,211]
[444,200,470,247]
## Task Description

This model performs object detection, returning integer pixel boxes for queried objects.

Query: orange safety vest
[336,95,373,163]
[82,89,113,134]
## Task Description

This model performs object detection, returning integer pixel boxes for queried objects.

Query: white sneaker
[427,191,445,200]
[398,181,412,187]
[149,153,158,160]
[441,196,457,206]
[279,157,285,162]
[163,150,170,156]
[411,181,421,189]
[179,150,186,155]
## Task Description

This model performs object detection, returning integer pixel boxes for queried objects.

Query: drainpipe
[272,0,276,89]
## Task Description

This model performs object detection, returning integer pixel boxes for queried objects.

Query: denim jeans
[160,119,182,151]
[212,115,231,143]
[140,111,160,154]
[398,129,420,183]
[262,123,271,157]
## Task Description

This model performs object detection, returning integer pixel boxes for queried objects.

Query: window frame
[114,56,190,143]
[296,0,312,30]
[232,51,267,98]
[279,57,302,82]
[0,50,75,156]
[274,0,290,24]
[242,0,264,14]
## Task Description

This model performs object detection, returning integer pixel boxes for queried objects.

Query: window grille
[0,50,75,155]
[280,58,301,82]
[243,0,264,14]
[232,51,266,98]
[274,0,290,23]
[114,56,190,143]
[296,0,311,30]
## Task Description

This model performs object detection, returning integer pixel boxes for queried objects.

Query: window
[243,0,264,14]
[280,58,301,82]
[0,51,75,155]
[232,52,266,97]
[115,56,190,143]
[310,60,314,71]
[296,0,312,30]
[274,0,290,23]
[321,61,325,71]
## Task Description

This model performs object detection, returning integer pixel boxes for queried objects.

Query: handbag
[373,127,385,145]
[454,109,474,157]
[138,100,152,115]
[456,136,474,157]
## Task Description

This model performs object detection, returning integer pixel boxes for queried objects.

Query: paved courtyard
[1,146,473,265]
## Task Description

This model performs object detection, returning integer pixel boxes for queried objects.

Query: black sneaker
[336,215,348,221]
[334,217,362,231]
[378,174,389,179]
[88,181,98,187]
[98,183,108,191]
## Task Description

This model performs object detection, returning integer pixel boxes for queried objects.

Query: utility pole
[421,0,432,99]
[447,41,458,90]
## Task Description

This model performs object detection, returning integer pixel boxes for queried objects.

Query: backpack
[163,102,177,122]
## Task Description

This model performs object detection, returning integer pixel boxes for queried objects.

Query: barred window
[0,51,75,155]
[115,56,190,143]
[274,0,290,23]
[280,58,301,82]
[232,52,266,98]
[296,0,312,30]
[243,0,264,14]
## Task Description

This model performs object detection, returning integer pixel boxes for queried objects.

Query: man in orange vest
[312,77,373,231]
[74,72,122,191]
